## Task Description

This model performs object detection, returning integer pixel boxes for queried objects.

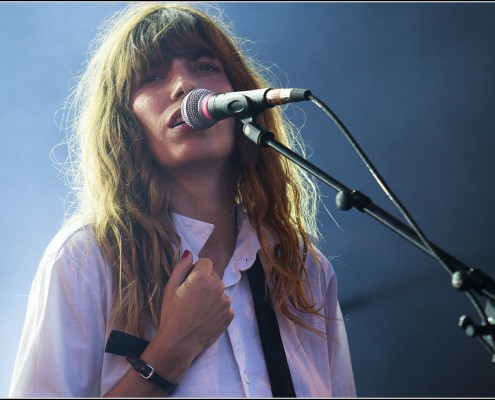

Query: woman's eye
[195,63,219,73]
[142,74,163,84]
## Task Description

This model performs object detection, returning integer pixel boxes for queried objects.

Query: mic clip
[241,119,275,147]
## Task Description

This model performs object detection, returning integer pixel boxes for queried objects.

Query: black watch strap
[125,352,179,395]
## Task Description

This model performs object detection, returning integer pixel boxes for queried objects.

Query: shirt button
[244,371,250,384]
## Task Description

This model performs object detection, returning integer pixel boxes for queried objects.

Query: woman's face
[131,55,236,173]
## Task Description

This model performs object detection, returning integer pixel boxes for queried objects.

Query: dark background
[2,2,495,396]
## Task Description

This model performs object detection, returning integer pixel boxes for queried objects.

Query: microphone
[180,87,311,130]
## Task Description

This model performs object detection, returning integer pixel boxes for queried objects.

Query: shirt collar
[171,212,215,263]
[171,207,266,287]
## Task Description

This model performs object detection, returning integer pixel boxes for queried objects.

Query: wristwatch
[125,352,179,395]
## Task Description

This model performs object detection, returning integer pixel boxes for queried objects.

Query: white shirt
[9,209,356,397]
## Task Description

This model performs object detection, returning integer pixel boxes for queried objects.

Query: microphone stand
[241,118,495,361]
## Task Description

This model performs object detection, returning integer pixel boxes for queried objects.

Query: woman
[9,2,355,397]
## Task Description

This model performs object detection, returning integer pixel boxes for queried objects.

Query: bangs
[129,8,218,79]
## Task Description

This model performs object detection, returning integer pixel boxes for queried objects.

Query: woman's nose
[169,59,196,101]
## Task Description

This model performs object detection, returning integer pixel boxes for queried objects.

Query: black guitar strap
[246,253,297,397]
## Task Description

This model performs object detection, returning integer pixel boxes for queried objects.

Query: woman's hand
[145,250,234,382]
[163,250,234,348]
[104,251,234,397]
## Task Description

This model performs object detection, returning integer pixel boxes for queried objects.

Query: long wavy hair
[64,2,323,336]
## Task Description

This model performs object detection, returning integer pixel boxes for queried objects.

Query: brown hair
[64,2,323,336]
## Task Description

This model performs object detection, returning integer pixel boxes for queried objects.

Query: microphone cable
[306,92,493,346]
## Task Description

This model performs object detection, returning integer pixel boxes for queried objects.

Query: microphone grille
[181,88,215,130]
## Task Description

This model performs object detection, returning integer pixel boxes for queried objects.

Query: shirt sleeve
[325,261,357,397]
[9,226,111,397]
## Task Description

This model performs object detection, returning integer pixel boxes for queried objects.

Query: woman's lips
[170,120,197,133]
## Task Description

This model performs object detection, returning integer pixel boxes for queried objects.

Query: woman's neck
[164,164,238,276]
[165,164,235,224]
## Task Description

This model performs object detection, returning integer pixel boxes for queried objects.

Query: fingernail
[181,250,191,260]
